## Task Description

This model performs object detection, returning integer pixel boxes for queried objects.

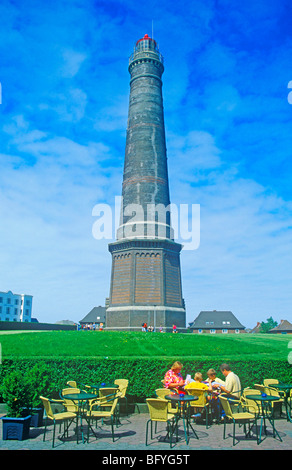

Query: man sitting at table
[212,364,242,398]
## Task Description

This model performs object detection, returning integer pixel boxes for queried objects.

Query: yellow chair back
[186,388,208,407]
[146,398,169,422]
[40,396,55,420]
[114,379,128,398]
[242,389,261,414]
[66,380,77,388]
[263,379,279,387]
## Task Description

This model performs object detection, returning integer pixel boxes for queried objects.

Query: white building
[0,291,33,322]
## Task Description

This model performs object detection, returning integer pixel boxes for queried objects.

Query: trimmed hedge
[1,358,292,403]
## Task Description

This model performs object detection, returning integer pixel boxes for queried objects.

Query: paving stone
[1,411,291,451]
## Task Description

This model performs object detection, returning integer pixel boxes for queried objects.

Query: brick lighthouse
[106,34,186,331]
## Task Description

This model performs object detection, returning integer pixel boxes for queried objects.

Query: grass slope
[0,330,291,361]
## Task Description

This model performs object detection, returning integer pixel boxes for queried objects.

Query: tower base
[107,238,186,331]
[106,305,186,332]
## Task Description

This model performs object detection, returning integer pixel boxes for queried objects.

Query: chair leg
[254,418,258,444]
[52,420,56,448]
[110,416,115,442]
[43,418,47,442]
[169,420,173,448]
[146,419,150,446]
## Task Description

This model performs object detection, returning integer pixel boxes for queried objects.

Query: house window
[210,329,216,334]
[198,329,202,334]
[235,329,240,334]
[222,329,228,334]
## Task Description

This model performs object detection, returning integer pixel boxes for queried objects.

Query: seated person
[185,372,211,391]
[204,368,225,421]
[212,364,241,399]
[164,361,186,394]
[185,372,211,420]
[205,368,225,387]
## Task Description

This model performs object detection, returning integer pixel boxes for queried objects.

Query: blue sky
[1,0,292,328]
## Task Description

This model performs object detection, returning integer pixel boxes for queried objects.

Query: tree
[259,316,278,333]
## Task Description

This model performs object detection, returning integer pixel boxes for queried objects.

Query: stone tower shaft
[107,35,186,331]
[117,34,173,241]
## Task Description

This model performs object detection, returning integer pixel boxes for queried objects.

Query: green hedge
[1,358,291,403]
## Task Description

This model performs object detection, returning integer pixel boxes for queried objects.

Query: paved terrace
[1,407,292,452]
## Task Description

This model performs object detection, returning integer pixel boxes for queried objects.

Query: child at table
[185,372,210,391]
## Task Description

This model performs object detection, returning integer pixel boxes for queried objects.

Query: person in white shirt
[213,364,241,398]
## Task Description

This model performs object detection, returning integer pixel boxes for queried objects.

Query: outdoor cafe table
[165,394,199,444]
[61,392,97,444]
[245,394,282,444]
[267,383,292,423]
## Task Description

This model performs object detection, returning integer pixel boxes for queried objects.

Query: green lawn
[0,330,291,361]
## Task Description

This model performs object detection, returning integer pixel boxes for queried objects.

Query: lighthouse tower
[106,35,186,331]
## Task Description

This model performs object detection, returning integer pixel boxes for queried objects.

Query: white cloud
[168,130,222,183]
[170,143,292,327]
[0,1,291,329]
[60,49,87,78]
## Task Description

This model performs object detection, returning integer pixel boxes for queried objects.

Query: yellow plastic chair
[254,384,269,393]
[66,380,78,388]
[186,388,211,428]
[98,387,119,409]
[114,379,129,414]
[146,398,178,448]
[219,396,257,446]
[263,379,279,387]
[66,381,91,392]
[155,388,179,415]
[241,389,262,416]
[263,379,284,397]
[86,396,119,442]
[40,396,76,448]
[254,384,283,416]
[61,388,81,413]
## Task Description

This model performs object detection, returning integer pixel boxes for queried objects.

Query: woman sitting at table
[164,361,186,394]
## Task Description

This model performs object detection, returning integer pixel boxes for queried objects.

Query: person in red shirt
[164,361,186,394]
